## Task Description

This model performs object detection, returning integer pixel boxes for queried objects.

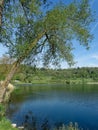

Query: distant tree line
[0,63,98,83]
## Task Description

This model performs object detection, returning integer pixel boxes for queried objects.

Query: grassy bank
[13,77,97,85]
[0,117,17,130]
[0,104,17,130]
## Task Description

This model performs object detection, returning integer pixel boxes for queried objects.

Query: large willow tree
[0,0,94,99]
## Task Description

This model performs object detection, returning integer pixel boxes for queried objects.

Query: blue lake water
[7,84,98,130]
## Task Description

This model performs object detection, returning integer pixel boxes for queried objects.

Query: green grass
[0,104,18,130]
[0,104,6,120]
[0,117,18,130]
[13,77,95,85]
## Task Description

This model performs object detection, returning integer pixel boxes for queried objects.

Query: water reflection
[10,111,78,130]
[7,84,98,130]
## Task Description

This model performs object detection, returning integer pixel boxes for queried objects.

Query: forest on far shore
[0,63,98,84]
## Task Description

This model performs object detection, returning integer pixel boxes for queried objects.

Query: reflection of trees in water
[22,111,50,130]
[21,111,79,130]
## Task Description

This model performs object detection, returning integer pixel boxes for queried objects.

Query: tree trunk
[2,59,21,101]
[2,59,21,88]
[0,0,4,26]
[1,31,46,101]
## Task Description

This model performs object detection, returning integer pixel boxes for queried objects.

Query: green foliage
[0,104,5,120]
[0,104,18,130]
[0,62,98,84]
[0,117,18,130]
[0,0,94,67]
[11,65,98,84]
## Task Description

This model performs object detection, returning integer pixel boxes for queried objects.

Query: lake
[6,84,98,130]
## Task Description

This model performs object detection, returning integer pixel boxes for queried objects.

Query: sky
[71,0,98,68]
[0,0,98,68]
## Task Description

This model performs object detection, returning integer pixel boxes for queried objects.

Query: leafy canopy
[0,0,94,67]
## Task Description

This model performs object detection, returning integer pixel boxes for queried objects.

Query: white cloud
[88,63,98,67]
[91,54,98,60]
[73,53,98,68]
[61,53,98,68]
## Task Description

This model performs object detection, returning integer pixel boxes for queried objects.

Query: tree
[0,0,4,26]
[0,54,14,64]
[0,0,94,100]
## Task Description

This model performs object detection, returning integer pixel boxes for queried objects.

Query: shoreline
[87,82,98,84]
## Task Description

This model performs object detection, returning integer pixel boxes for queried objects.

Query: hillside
[0,64,98,84]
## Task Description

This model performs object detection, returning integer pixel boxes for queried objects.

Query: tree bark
[2,59,21,88]
[2,59,21,101]
[0,0,4,26]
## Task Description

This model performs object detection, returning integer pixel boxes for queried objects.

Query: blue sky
[0,0,98,68]
[61,0,98,68]
[72,0,98,68]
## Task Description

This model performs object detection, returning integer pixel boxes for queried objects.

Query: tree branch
[0,0,4,26]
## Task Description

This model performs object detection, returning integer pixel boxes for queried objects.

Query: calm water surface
[7,84,98,130]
